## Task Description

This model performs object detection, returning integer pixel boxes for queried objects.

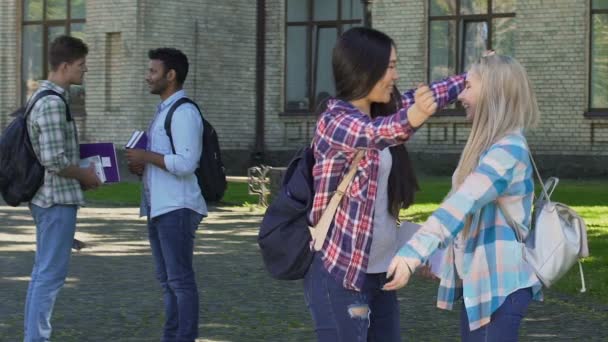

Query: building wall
[1,1,606,177]
[0,0,234,175]
[514,0,608,175]
[515,0,607,155]
[370,0,607,176]
[0,0,19,128]
[264,0,318,168]
[1,0,258,175]
[83,0,140,144]
[189,1,258,172]
[75,0,258,174]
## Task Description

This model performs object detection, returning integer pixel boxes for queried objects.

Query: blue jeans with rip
[460,287,533,342]
[148,208,203,342]
[303,254,401,342]
[24,204,77,342]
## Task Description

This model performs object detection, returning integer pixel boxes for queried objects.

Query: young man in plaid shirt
[24,35,101,341]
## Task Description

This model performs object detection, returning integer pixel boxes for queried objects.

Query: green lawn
[85,181,259,207]
[86,177,608,303]
[401,177,608,304]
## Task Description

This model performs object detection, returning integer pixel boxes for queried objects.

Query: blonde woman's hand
[407,84,437,127]
[383,256,415,291]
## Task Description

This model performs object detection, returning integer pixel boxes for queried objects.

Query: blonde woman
[384,54,542,341]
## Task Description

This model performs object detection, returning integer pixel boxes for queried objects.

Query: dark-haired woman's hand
[406,85,438,127]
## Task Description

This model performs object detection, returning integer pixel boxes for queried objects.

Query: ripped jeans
[303,254,401,342]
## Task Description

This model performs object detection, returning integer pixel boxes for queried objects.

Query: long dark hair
[371,86,420,218]
[323,27,418,217]
[332,27,394,101]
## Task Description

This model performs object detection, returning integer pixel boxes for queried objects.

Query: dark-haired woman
[304,27,465,341]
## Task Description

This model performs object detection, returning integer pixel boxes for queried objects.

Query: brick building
[1,0,606,176]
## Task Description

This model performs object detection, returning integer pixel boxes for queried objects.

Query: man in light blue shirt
[126,48,206,342]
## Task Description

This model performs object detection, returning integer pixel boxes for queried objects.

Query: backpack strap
[24,89,72,122]
[498,201,525,243]
[527,151,552,203]
[309,149,366,251]
[164,97,203,154]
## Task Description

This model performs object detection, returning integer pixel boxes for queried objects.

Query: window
[428,0,515,86]
[590,0,608,114]
[22,0,86,115]
[285,0,366,114]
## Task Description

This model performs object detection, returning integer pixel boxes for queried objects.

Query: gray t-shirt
[367,148,401,274]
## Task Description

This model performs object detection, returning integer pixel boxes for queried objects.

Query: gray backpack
[500,155,589,291]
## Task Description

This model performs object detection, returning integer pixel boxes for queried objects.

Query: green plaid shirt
[26,81,85,207]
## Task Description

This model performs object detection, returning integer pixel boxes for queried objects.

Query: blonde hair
[454,55,540,234]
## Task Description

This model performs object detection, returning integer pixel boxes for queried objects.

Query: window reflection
[462,21,487,71]
[285,0,365,113]
[24,0,43,20]
[492,18,515,58]
[341,0,363,20]
[314,0,337,21]
[46,0,67,20]
[429,21,456,81]
[287,0,308,21]
[286,27,308,111]
[429,0,516,76]
[22,25,43,103]
[430,0,456,16]
[591,12,608,108]
[428,0,514,114]
[314,27,337,109]
[71,0,85,19]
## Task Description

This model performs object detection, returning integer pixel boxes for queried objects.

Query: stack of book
[79,142,120,183]
[125,131,147,149]
[79,155,107,183]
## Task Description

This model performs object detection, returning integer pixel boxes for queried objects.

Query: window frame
[21,0,86,115]
[587,1,608,117]
[283,0,367,116]
[427,0,515,116]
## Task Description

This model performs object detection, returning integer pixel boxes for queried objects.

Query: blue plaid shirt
[398,132,542,331]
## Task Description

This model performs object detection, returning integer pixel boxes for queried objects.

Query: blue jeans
[460,287,533,342]
[24,204,77,342]
[148,208,203,342]
[303,254,401,342]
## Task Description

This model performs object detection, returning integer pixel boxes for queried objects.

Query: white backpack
[500,155,589,291]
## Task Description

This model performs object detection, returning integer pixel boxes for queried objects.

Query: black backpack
[257,147,316,280]
[165,98,227,202]
[0,90,71,206]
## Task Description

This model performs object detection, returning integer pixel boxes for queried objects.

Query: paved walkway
[0,204,607,341]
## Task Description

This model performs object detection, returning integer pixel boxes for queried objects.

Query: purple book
[79,142,120,183]
[125,131,147,150]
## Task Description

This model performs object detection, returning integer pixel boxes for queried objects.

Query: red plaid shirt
[309,74,466,291]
